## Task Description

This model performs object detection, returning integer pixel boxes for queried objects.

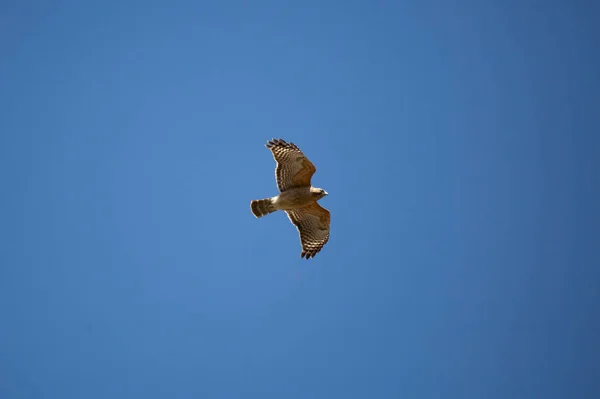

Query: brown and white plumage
[266,139,317,192]
[286,202,330,259]
[250,138,331,259]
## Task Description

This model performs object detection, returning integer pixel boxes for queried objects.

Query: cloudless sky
[1,1,599,398]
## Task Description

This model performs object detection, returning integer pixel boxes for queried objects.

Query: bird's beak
[324,191,328,196]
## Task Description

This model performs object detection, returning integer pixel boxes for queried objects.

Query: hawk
[250,138,330,259]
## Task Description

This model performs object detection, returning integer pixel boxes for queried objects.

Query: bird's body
[276,186,324,210]
[250,139,330,259]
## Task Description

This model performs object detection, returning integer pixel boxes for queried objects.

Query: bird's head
[311,187,328,199]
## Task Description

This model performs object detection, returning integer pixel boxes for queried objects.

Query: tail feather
[250,198,277,218]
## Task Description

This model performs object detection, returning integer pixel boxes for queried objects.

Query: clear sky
[1,1,599,398]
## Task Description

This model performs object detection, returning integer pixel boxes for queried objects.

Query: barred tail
[250,198,277,218]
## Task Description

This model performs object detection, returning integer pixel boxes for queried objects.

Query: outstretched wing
[266,138,316,192]
[286,202,330,259]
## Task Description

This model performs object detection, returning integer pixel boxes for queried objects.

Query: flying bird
[250,139,330,259]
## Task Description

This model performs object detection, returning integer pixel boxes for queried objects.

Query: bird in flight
[250,139,330,259]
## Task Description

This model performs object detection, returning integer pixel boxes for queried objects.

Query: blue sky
[1,1,599,398]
